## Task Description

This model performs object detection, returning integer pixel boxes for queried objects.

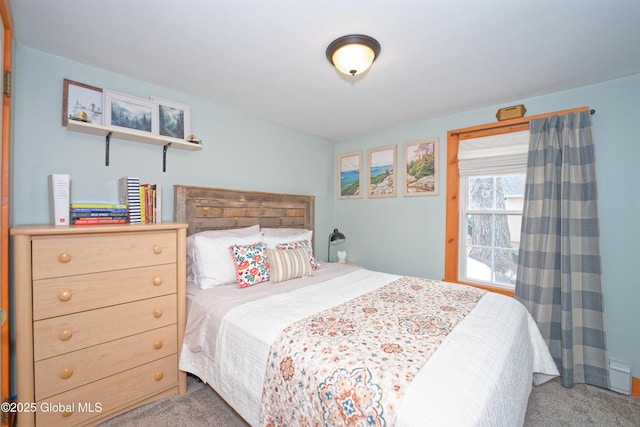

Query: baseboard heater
[609,359,632,395]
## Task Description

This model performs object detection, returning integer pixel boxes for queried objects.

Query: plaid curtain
[515,111,609,389]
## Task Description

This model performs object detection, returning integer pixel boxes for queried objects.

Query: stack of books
[140,183,162,224]
[118,177,162,224]
[71,203,129,225]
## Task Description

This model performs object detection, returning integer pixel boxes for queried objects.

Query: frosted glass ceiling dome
[326,34,381,76]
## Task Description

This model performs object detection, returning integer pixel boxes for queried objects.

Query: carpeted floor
[524,378,640,426]
[99,376,248,427]
[99,375,640,426]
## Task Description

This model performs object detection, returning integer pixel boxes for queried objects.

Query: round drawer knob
[59,330,73,341]
[154,372,164,381]
[60,368,74,379]
[153,245,163,254]
[154,340,163,350]
[61,411,74,417]
[58,253,71,263]
[58,291,72,302]
[153,277,163,286]
[153,308,163,318]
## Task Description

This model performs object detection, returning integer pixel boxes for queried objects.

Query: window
[445,107,589,296]
[445,126,532,297]
[456,130,528,291]
[459,174,525,288]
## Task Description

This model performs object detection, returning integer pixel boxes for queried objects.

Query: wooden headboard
[174,185,315,237]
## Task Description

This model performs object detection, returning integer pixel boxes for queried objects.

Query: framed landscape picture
[103,90,158,134]
[151,97,191,140]
[338,151,363,199]
[403,138,439,196]
[368,145,397,198]
[62,79,103,126]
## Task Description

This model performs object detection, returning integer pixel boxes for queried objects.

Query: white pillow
[262,228,313,252]
[187,225,261,288]
[187,225,260,270]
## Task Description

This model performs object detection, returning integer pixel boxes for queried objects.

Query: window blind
[458,130,530,176]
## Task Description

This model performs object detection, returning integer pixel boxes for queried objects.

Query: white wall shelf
[66,120,202,172]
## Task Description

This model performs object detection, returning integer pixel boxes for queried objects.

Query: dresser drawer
[33,294,177,361]
[32,231,177,280]
[33,263,177,320]
[36,354,178,427]
[35,325,177,400]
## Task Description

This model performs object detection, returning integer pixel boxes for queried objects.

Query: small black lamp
[328,228,346,262]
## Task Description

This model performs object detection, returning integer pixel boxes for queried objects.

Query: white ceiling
[10,0,640,141]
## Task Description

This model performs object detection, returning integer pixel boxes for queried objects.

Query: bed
[174,185,559,426]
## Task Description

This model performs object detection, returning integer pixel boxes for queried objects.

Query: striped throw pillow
[267,247,312,283]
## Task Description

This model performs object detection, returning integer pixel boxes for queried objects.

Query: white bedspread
[179,265,558,426]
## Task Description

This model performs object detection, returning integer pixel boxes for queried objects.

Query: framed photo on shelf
[338,151,363,199]
[151,97,191,140]
[62,79,103,126]
[368,145,397,198]
[403,138,439,196]
[103,90,158,134]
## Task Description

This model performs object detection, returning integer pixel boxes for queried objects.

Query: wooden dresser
[10,223,188,426]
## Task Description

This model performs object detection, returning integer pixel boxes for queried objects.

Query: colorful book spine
[140,184,148,224]
[73,218,128,225]
[118,177,141,223]
[71,209,129,218]
[155,184,162,223]
[72,213,129,219]
[71,203,127,209]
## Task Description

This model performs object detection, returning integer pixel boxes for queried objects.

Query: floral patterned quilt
[260,276,486,426]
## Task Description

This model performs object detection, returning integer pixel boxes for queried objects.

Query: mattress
[179,263,558,426]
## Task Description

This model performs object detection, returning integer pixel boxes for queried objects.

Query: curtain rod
[450,108,595,137]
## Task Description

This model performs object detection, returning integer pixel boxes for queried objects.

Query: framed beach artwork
[338,151,363,199]
[368,145,397,198]
[403,138,439,196]
[151,97,191,140]
[62,79,103,126]
[103,90,158,134]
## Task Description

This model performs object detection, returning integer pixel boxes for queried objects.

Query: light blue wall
[11,45,640,380]
[11,46,336,256]
[335,73,640,378]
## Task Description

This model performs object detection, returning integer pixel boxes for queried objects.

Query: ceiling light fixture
[326,34,381,76]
